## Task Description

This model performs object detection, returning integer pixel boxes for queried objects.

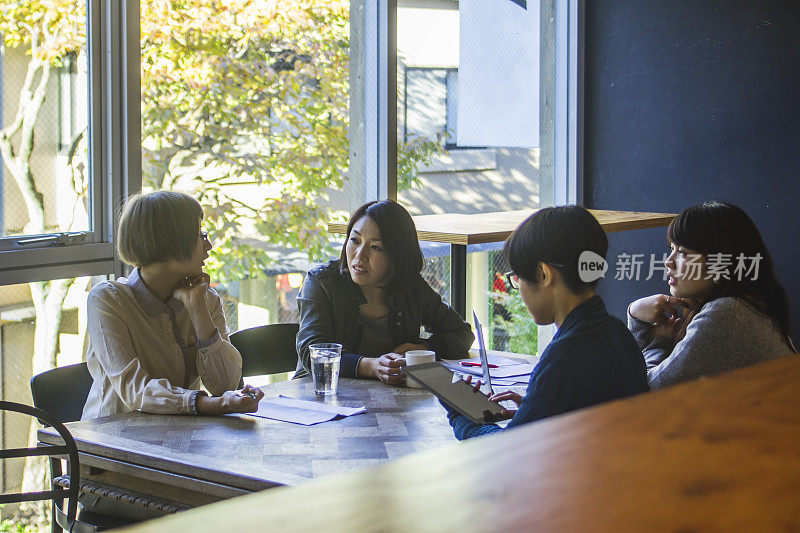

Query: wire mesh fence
[215,246,538,357]
[0,281,83,526]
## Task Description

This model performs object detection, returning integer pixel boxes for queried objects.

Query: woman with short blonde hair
[117,190,204,267]
[82,190,263,419]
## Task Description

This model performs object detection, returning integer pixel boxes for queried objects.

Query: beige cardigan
[82,268,242,419]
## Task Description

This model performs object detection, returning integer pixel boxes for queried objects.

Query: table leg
[450,244,467,318]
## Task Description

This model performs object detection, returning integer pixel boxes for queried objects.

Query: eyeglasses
[504,271,520,290]
[505,263,565,290]
[198,231,210,243]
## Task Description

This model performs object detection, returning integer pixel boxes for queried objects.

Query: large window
[0,1,578,525]
[0,2,135,524]
[394,0,576,354]
[0,6,91,244]
[0,2,127,275]
[0,0,578,386]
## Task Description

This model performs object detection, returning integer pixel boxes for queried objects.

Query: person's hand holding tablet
[463,375,518,422]
[486,391,521,421]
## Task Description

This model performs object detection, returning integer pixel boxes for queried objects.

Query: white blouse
[82,268,242,419]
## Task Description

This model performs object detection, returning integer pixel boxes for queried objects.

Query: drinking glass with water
[309,343,342,395]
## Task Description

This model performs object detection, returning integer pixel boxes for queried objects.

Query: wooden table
[38,377,496,511]
[330,209,676,317]
[117,355,800,532]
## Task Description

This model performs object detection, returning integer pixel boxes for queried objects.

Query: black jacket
[296,260,474,378]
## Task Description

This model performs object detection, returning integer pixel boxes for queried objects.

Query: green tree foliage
[141,0,442,281]
[493,290,538,356]
[1,2,442,526]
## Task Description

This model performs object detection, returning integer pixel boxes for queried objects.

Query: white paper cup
[404,350,435,387]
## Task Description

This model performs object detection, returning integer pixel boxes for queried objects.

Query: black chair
[31,363,93,426]
[229,323,300,383]
[0,401,80,533]
[30,363,134,532]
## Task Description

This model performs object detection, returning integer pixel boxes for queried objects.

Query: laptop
[472,310,493,395]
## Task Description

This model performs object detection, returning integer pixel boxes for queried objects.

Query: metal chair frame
[0,401,80,533]
[30,363,135,533]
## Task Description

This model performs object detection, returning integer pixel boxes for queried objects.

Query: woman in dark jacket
[296,200,473,385]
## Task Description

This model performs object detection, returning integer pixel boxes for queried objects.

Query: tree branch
[1,25,41,142]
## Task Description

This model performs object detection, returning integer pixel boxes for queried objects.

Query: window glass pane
[140,1,350,348]
[0,276,100,512]
[0,4,90,238]
[397,2,552,356]
[405,68,447,142]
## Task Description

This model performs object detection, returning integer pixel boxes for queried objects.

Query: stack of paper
[441,356,536,386]
[248,395,366,426]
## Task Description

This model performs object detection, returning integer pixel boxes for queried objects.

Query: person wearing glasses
[296,200,474,385]
[442,206,648,440]
[83,191,263,420]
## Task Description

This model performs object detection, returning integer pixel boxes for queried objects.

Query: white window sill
[419,148,497,173]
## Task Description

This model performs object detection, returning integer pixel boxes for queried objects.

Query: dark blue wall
[584,1,800,343]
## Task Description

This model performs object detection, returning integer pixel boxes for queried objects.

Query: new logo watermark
[578,251,608,283]
[570,251,762,284]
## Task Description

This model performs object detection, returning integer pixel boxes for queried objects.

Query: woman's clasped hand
[359,352,406,385]
[359,342,430,385]
[628,294,698,341]
[196,385,264,415]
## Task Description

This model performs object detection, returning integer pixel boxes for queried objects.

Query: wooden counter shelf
[329,208,676,246]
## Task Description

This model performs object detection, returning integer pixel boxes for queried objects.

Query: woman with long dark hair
[628,201,796,389]
[296,200,473,385]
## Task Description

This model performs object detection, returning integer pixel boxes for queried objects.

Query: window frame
[0,0,582,283]
[352,0,399,204]
[388,0,580,204]
[0,0,140,285]
[554,0,583,206]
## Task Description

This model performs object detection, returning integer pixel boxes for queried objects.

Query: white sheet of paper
[490,364,535,378]
[457,355,528,367]
[451,373,527,387]
[250,401,337,425]
[490,377,530,386]
[442,361,534,378]
[275,395,366,417]
[249,396,366,426]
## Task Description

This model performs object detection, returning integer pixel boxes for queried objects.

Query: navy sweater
[446,296,649,440]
